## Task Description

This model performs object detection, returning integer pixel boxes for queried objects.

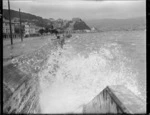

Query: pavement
[3,35,55,66]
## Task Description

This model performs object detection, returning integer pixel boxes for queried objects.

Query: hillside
[73,20,90,30]
[3,9,90,31]
[3,9,50,27]
[85,17,146,31]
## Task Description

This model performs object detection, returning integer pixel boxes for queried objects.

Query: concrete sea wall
[3,42,54,114]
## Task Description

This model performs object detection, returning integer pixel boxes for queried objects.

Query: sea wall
[83,85,146,114]
[3,42,54,114]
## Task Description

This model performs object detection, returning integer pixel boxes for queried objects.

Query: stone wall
[3,41,55,114]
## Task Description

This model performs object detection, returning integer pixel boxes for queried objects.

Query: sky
[3,0,146,20]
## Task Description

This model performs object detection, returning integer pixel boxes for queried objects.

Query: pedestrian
[60,35,65,48]
[56,35,60,40]
[55,35,60,48]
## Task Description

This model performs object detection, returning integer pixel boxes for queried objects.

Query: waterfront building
[3,18,18,39]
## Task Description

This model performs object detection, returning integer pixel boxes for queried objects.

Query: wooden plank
[83,85,146,114]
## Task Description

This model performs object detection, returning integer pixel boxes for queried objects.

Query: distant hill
[85,17,146,31]
[3,9,91,31]
[3,9,50,27]
[73,20,90,30]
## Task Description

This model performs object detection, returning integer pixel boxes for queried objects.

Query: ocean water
[38,30,146,113]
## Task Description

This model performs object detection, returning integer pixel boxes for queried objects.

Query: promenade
[3,35,54,66]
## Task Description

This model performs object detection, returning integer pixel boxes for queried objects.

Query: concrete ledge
[83,85,146,114]
[3,43,53,114]
[3,63,39,114]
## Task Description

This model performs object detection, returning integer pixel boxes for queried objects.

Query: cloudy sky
[3,0,146,20]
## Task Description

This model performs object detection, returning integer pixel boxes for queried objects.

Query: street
[3,35,54,66]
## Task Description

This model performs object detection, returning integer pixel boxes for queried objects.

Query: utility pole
[8,0,13,45]
[19,8,23,41]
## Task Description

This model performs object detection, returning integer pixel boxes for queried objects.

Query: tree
[14,27,20,34]
[38,29,45,35]
[45,27,49,33]
[14,25,24,34]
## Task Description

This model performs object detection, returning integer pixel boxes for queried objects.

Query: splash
[38,42,142,113]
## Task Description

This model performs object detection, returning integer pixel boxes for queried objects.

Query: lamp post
[8,0,13,45]
[19,8,23,41]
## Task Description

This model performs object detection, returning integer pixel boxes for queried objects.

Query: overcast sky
[3,0,146,20]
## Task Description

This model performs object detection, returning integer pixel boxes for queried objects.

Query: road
[3,35,55,66]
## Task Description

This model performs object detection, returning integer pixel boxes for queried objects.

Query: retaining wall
[3,42,54,114]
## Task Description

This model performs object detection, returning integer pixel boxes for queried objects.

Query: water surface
[39,30,146,113]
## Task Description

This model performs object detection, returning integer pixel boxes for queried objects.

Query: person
[55,35,60,48]
[56,34,65,48]
[60,34,65,48]
[56,35,60,39]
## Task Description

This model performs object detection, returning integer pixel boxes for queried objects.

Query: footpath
[3,35,55,66]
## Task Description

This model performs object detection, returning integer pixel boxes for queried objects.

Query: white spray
[38,41,142,113]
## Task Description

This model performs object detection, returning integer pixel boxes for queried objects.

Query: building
[91,27,98,32]
[34,26,42,34]
[85,29,91,33]
[24,24,30,36]
[49,18,55,22]
[3,17,42,38]
[53,21,62,29]
[29,24,36,34]
[12,17,20,23]
[65,27,74,33]
[57,18,63,22]
[3,18,17,39]
[23,23,42,37]
[3,18,15,34]
[91,27,96,31]
[29,24,42,35]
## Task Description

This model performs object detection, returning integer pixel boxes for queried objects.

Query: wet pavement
[3,35,54,66]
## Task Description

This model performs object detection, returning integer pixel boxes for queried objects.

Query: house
[29,24,36,34]
[23,23,42,37]
[57,18,63,23]
[65,27,73,33]
[3,18,17,39]
[12,17,20,22]
[24,24,30,36]
[3,18,15,34]
[53,21,62,29]
[30,24,42,35]
[34,26,42,34]
[49,18,55,22]
[85,29,91,33]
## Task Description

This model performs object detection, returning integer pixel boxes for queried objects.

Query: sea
[38,30,146,113]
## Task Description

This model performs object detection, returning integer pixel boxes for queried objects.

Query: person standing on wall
[60,34,65,48]
[56,34,65,49]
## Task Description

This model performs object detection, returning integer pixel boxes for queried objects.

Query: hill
[73,19,90,30]
[3,9,90,31]
[3,9,50,27]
